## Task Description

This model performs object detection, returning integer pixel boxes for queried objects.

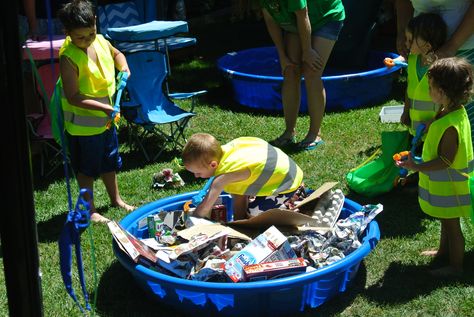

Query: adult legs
[273,33,302,143]
[300,36,336,145]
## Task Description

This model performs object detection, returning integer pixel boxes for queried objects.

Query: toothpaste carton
[224,226,296,282]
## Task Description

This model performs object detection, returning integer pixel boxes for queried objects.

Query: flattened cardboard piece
[178,223,252,241]
[228,182,338,229]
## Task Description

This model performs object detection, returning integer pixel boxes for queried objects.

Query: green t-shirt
[260,0,345,33]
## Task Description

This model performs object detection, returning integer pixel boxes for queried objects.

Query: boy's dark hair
[58,0,95,31]
[407,13,447,52]
[428,57,474,108]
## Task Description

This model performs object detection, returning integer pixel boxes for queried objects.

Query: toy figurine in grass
[152,168,185,189]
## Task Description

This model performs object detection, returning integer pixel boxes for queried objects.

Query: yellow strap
[349,147,381,172]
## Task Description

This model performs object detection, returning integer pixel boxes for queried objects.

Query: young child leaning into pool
[396,57,474,277]
[182,133,305,220]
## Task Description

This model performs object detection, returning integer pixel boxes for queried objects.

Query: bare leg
[232,194,249,220]
[77,172,109,223]
[421,220,449,257]
[101,171,135,212]
[301,36,336,144]
[430,218,464,276]
[279,33,302,140]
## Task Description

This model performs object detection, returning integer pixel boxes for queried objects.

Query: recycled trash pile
[109,183,382,316]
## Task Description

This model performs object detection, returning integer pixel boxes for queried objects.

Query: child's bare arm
[59,56,114,114]
[400,127,458,171]
[193,169,250,218]
[109,42,130,76]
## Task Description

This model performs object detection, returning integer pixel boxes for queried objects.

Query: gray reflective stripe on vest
[275,157,298,194]
[426,160,474,181]
[410,99,437,111]
[244,144,277,195]
[419,187,471,207]
[63,111,109,127]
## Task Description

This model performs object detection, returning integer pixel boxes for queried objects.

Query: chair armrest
[121,100,141,109]
[168,90,207,100]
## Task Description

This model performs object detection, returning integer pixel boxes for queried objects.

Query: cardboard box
[224,225,296,282]
[243,258,307,281]
[228,182,338,229]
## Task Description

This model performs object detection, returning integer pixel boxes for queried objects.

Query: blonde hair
[182,133,223,166]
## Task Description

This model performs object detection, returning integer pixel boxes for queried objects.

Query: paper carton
[224,225,296,282]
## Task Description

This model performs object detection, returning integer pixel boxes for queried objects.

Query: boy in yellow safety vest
[58,0,134,222]
[182,133,304,220]
[397,57,474,277]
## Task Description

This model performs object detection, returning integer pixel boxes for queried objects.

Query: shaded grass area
[2,19,474,317]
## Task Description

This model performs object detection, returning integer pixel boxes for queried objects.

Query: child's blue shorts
[67,128,122,178]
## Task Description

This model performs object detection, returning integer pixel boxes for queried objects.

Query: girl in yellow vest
[58,0,134,223]
[182,133,304,220]
[401,13,447,143]
[396,57,474,277]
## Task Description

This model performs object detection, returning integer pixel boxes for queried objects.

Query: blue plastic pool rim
[117,191,380,293]
[217,47,403,82]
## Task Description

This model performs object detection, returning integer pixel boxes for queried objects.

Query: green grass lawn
[2,19,474,316]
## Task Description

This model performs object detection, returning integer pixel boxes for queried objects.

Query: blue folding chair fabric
[122,50,206,161]
[97,1,196,54]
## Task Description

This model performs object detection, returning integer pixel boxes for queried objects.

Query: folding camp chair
[97,0,196,55]
[26,62,64,177]
[121,50,206,161]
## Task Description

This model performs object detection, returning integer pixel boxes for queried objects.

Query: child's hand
[121,66,131,78]
[395,152,417,171]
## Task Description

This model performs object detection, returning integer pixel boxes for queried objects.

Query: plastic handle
[384,57,408,68]
[191,176,215,205]
[114,71,129,110]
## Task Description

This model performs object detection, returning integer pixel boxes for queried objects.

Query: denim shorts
[67,128,122,178]
[312,20,344,41]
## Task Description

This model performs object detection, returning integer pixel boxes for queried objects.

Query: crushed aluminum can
[210,204,227,223]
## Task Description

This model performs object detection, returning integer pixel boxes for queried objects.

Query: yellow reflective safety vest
[215,137,303,196]
[419,108,474,218]
[407,54,439,138]
[59,34,116,136]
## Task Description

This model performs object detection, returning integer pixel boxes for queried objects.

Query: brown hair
[182,133,223,166]
[428,57,474,109]
[58,0,96,31]
[407,13,447,53]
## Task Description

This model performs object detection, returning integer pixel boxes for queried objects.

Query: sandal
[297,139,324,151]
[269,135,296,148]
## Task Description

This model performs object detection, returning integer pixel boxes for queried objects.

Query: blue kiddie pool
[115,192,380,316]
[217,46,403,112]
